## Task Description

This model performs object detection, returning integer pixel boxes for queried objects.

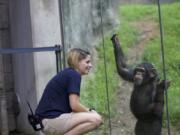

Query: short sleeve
[67,70,81,95]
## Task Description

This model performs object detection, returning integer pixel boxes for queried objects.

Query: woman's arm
[69,93,89,112]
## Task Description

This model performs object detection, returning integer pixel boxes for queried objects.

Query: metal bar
[55,50,59,74]
[59,50,62,72]
[0,45,63,74]
[157,0,171,135]
[0,46,62,54]
[58,0,66,69]
[55,45,62,73]
[100,0,112,134]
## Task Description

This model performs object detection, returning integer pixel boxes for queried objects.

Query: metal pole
[55,45,62,73]
[100,0,112,134]
[58,0,66,69]
[0,46,61,54]
[55,50,59,74]
[59,50,62,71]
[157,0,171,135]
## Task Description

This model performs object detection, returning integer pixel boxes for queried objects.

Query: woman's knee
[90,113,102,127]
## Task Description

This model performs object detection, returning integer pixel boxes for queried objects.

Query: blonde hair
[67,48,90,69]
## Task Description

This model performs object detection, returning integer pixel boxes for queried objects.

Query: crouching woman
[35,48,102,135]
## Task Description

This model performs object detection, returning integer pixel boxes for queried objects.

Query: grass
[81,2,180,130]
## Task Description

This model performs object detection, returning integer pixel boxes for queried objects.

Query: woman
[35,48,102,135]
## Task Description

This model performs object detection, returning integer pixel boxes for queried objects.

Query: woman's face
[77,55,92,75]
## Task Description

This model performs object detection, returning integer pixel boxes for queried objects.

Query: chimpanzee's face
[133,67,146,85]
[133,63,158,86]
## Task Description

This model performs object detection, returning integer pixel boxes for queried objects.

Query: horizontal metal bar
[0,45,62,54]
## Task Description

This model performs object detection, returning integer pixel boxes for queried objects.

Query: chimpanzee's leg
[135,120,162,135]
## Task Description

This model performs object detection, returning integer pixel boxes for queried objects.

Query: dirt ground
[109,20,180,135]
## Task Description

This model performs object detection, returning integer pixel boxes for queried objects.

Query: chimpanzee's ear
[149,68,157,78]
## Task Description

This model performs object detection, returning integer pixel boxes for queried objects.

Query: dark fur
[111,34,170,135]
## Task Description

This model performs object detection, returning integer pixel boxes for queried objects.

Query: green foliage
[119,5,157,22]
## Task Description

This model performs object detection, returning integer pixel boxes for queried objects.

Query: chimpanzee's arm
[155,80,170,102]
[153,80,170,117]
[111,34,134,82]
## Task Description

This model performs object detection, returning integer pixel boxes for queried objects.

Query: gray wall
[9,0,37,134]
[62,0,120,51]
[9,0,62,134]
[0,0,16,132]
[29,0,61,102]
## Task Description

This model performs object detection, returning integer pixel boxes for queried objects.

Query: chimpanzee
[111,34,170,135]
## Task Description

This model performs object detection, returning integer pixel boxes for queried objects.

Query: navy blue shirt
[35,68,81,119]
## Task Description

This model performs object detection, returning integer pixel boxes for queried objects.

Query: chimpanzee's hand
[111,34,120,46]
[158,80,171,90]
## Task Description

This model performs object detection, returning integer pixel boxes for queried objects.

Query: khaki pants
[41,111,102,135]
[42,113,74,135]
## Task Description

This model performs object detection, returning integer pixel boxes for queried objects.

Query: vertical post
[59,50,62,72]
[58,0,66,69]
[55,50,59,74]
[157,0,171,135]
[100,0,112,134]
[55,45,62,73]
